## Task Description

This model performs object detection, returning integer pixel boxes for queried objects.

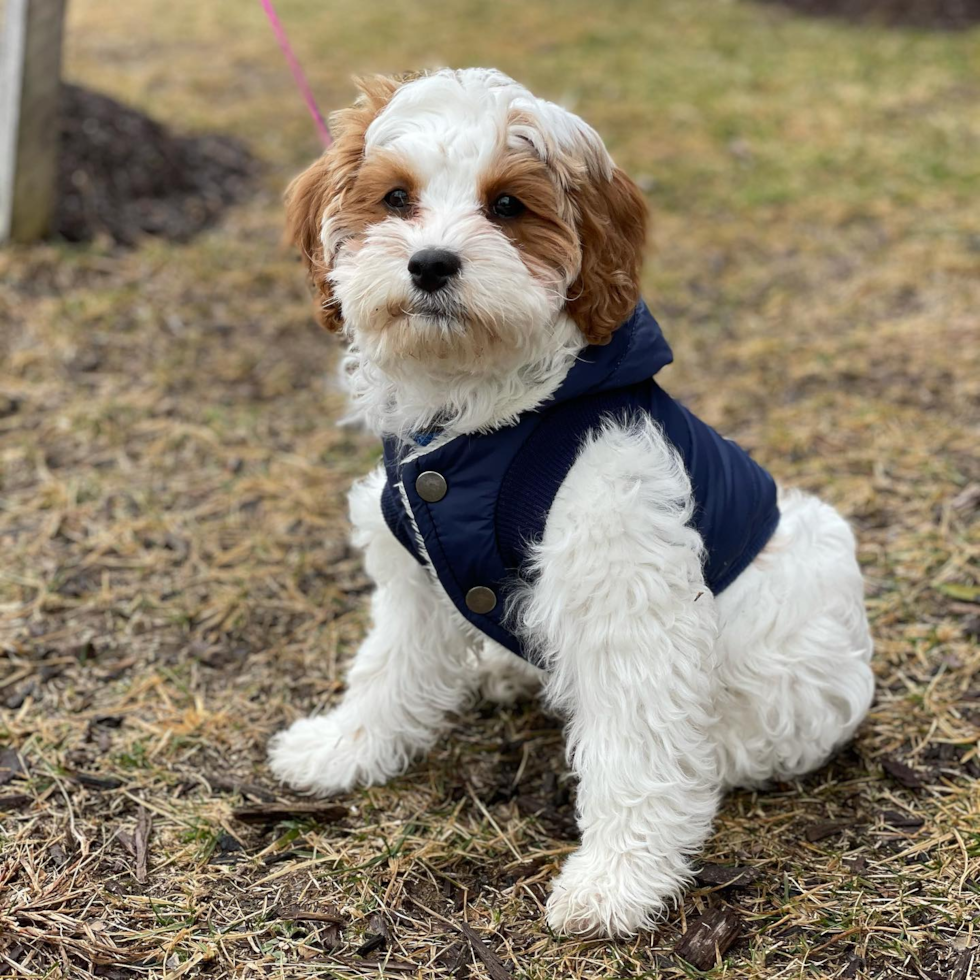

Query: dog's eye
[490,194,525,219]
[384,188,411,211]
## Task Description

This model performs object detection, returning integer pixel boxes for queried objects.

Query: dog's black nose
[408,248,462,293]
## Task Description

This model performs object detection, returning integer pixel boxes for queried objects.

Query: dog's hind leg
[710,489,875,789]
[476,641,544,704]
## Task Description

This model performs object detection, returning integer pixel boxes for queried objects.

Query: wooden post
[0,0,67,243]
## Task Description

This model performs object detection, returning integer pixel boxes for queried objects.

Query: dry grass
[2,1,979,977]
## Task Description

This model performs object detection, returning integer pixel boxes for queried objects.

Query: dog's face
[287,69,646,377]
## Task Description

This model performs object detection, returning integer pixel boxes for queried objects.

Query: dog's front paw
[546,850,671,938]
[268,712,396,796]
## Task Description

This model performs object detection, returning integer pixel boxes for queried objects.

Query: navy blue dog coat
[381,302,779,665]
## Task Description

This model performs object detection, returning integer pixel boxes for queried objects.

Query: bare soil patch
[759,0,980,28]
[56,84,256,246]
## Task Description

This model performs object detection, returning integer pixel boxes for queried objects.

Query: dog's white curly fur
[268,67,875,938]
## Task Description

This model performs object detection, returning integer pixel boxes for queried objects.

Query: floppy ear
[284,75,402,332]
[565,167,648,345]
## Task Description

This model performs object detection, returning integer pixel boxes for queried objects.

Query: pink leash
[258,0,332,147]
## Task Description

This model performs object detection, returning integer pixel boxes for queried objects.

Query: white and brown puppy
[269,68,874,938]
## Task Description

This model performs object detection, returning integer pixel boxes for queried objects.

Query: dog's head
[286,68,646,377]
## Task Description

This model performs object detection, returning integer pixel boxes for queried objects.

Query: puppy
[269,68,874,938]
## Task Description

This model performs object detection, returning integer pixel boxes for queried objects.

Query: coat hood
[548,300,675,405]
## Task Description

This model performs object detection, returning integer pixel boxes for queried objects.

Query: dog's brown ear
[565,167,647,345]
[284,154,342,331]
[284,75,402,332]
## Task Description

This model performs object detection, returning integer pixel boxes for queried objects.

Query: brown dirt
[55,84,257,246]
[758,0,980,29]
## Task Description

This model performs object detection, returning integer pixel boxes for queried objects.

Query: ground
[1,1,979,978]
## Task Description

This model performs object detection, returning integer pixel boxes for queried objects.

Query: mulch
[758,0,980,28]
[55,83,257,246]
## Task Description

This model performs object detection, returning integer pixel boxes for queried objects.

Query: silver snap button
[465,586,497,615]
[415,471,447,503]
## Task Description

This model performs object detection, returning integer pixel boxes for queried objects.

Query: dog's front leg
[269,469,475,796]
[521,421,721,937]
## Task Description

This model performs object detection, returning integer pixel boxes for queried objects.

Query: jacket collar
[408,301,671,447]
[545,300,674,406]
